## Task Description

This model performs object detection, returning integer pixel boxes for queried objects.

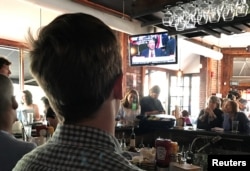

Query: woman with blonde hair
[116,89,141,126]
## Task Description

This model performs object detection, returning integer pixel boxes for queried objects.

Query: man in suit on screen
[140,39,164,57]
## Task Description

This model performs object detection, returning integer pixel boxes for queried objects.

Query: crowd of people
[0,12,250,171]
[197,94,250,133]
[0,74,36,170]
[0,56,59,170]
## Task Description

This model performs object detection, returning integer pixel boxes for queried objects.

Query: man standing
[140,85,165,116]
[0,56,11,76]
[13,13,143,171]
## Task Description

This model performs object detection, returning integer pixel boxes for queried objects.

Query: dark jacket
[197,108,224,130]
[140,96,164,116]
[223,112,250,133]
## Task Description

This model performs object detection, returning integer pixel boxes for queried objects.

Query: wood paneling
[0,38,27,48]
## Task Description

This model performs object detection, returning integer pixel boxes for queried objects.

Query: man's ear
[113,74,123,100]
[11,96,18,110]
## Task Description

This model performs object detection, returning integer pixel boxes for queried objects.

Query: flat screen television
[129,32,177,66]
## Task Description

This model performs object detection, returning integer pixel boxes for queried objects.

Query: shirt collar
[51,123,122,152]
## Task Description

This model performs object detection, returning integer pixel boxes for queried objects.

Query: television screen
[129,32,177,66]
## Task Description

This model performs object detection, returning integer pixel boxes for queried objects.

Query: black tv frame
[129,31,178,66]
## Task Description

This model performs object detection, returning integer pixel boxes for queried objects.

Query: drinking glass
[236,0,249,17]
[208,4,221,23]
[197,3,209,25]
[222,3,235,21]
[24,125,32,138]
[175,17,186,31]
[162,6,173,26]
[232,120,239,133]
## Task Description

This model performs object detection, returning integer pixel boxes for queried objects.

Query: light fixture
[177,47,183,77]
[162,0,249,31]
[177,69,183,77]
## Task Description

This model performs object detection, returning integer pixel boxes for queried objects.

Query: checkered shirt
[13,124,144,171]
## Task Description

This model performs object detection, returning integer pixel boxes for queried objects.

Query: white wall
[1,0,222,75]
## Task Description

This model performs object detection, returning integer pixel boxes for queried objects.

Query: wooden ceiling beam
[72,0,131,20]
[0,39,28,49]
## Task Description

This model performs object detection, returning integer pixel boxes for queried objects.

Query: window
[169,75,200,121]
[143,69,169,112]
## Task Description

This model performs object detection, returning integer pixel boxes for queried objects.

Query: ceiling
[74,0,250,40]
[1,0,250,85]
[73,0,250,84]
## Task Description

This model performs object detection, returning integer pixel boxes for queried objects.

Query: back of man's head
[0,56,11,69]
[28,13,122,123]
[0,57,11,77]
[150,85,160,94]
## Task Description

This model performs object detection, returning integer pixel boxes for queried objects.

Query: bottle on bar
[186,144,194,164]
[131,97,137,127]
[128,127,137,152]
[131,97,137,111]
[138,137,145,149]
[120,132,127,151]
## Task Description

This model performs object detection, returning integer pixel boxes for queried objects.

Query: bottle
[21,126,27,142]
[180,145,186,163]
[128,127,137,152]
[138,137,145,149]
[120,132,127,151]
[186,144,194,164]
[155,138,172,168]
[131,97,137,127]
[131,98,137,111]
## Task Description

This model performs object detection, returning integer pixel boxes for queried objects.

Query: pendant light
[177,69,183,77]
[177,45,183,77]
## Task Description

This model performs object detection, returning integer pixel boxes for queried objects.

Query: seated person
[116,89,141,126]
[41,96,58,130]
[197,95,223,130]
[0,74,36,171]
[181,110,192,126]
[140,85,165,116]
[21,90,41,122]
[223,100,250,133]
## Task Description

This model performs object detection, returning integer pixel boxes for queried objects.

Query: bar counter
[115,125,250,154]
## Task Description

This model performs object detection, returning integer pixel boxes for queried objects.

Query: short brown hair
[0,57,11,69]
[150,85,160,94]
[182,110,189,117]
[28,13,122,123]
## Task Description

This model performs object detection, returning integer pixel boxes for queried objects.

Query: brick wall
[117,31,225,111]
[200,56,207,109]
[116,31,143,97]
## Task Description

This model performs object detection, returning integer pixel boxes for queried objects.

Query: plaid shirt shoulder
[13,124,144,171]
